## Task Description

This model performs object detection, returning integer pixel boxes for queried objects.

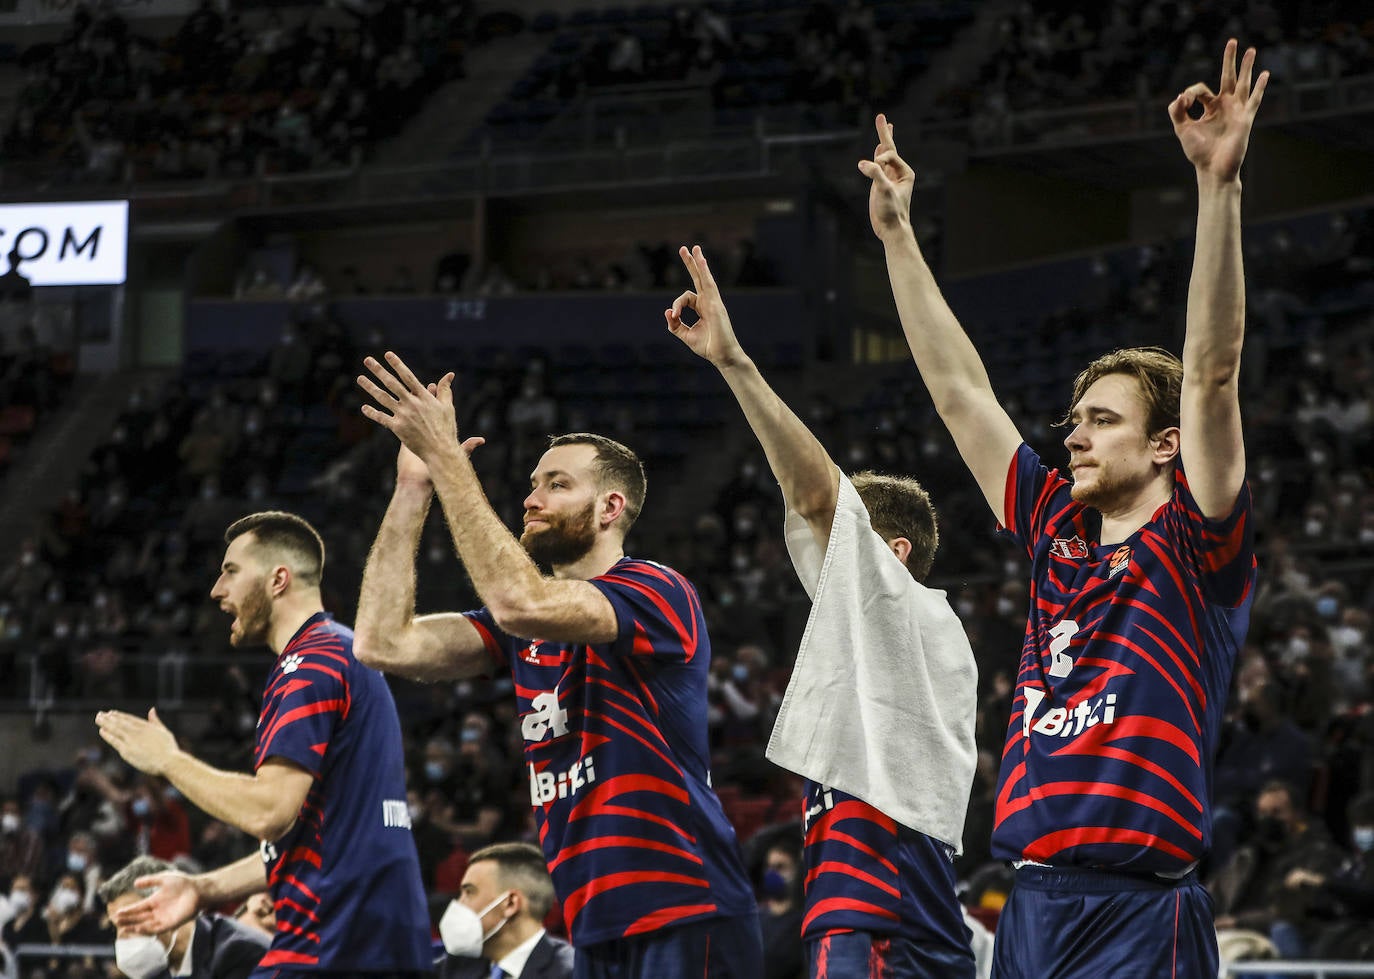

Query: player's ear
[600,490,627,530]
[1150,426,1181,466]
[888,537,912,566]
[269,564,291,598]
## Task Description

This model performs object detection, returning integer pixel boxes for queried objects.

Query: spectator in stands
[1282,792,1374,959]
[1,796,43,882]
[1213,780,1345,958]
[232,892,276,941]
[102,855,268,979]
[1,875,46,948]
[437,841,572,979]
[755,840,804,979]
[40,870,110,947]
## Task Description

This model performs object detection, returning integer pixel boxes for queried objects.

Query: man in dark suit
[439,842,573,979]
[100,856,268,979]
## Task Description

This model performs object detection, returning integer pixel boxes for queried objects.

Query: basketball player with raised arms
[665,244,979,978]
[351,357,761,978]
[861,40,1266,978]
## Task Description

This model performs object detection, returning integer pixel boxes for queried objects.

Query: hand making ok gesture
[1169,38,1270,183]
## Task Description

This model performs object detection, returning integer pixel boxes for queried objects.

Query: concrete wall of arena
[183,290,812,369]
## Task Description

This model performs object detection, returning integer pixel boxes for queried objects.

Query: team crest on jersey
[1107,545,1132,578]
[1050,535,1090,559]
[281,653,303,674]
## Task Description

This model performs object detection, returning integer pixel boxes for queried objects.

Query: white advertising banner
[0,201,129,286]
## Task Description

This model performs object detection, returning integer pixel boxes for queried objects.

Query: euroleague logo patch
[1107,545,1132,579]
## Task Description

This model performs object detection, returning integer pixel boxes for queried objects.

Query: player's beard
[521,501,598,568]
[1069,461,1136,512]
[228,579,273,647]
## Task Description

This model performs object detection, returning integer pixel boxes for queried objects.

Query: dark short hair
[548,433,647,533]
[1058,346,1183,444]
[97,856,175,905]
[225,511,325,586]
[849,471,939,582]
[468,842,556,920]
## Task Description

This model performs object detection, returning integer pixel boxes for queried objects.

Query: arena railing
[1221,964,1374,977]
[12,943,113,977]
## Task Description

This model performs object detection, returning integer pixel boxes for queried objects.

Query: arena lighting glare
[0,200,129,286]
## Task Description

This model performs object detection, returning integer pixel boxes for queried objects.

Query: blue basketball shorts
[573,912,764,979]
[806,929,977,979]
[991,865,1218,979]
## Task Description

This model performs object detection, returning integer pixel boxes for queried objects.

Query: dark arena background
[1,0,1373,976]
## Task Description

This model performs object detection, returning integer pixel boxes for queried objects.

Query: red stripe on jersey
[584,709,684,778]
[309,742,327,756]
[997,780,1202,839]
[562,870,709,924]
[1095,631,1201,733]
[598,569,700,662]
[466,616,506,667]
[804,860,900,899]
[620,655,659,716]
[279,874,323,905]
[258,700,345,756]
[1022,825,1196,863]
[274,920,321,944]
[806,827,898,876]
[568,773,692,819]
[274,896,320,922]
[1049,742,1202,813]
[586,677,672,746]
[260,950,319,966]
[548,833,705,872]
[802,896,900,935]
[622,902,719,937]
[282,846,323,869]
[1138,531,1202,643]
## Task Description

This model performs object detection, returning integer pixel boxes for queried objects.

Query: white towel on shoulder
[765,471,979,853]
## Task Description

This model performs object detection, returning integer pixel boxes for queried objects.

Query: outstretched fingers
[1220,37,1238,93]
[1236,45,1256,98]
[1247,69,1270,114]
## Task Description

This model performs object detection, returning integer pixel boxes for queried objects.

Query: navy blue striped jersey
[801,782,971,954]
[465,557,757,947]
[252,613,431,971]
[993,445,1256,874]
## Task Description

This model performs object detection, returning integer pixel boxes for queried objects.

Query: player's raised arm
[357,355,620,645]
[863,114,1021,526]
[665,245,839,546]
[1170,39,1268,518]
[354,442,495,681]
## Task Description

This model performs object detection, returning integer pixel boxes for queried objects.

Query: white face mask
[8,889,31,914]
[1,813,19,833]
[50,886,82,914]
[115,933,172,979]
[438,892,511,958]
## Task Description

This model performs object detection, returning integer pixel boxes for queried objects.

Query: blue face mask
[131,798,152,818]
[731,664,750,683]
[1354,826,1374,854]
[761,869,789,899]
[424,761,447,782]
[66,851,88,873]
[1315,596,1339,620]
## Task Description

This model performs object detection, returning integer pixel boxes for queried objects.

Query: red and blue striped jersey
[801,782,971,956]
[464,557,757,947]
[993,445,1256,875]
[252,613,432,972]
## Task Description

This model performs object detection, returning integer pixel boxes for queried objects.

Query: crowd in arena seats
[483,0,972,144]
[3,202,1374,974]
[2,0,472,185]
[950,0,1374,144]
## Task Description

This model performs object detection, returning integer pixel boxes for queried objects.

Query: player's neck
[1097,480,1172,546]
[267,592,326,655]
[551,536,625,581]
